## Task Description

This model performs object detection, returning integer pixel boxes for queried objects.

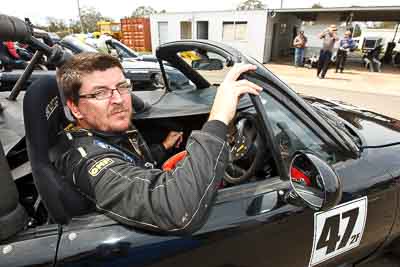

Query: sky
[2,0,398,25]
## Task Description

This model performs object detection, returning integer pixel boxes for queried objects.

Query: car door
[246,84,397,266]
[141,89,346,267]
[0,221,60,267]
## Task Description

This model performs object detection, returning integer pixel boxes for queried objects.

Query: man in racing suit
[55,52,261,234]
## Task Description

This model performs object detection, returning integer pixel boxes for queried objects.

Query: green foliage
[365,22,399,29]
[131,6,158,17]
[38,17,81,36]
[237,0,266,11]
[312,2,323,8]
[353,24,362,38]
[44,17,68,33]
[80,6,112,33]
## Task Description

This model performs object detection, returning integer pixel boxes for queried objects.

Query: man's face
[68,67,133,132]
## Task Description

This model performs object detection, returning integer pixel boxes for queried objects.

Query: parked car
[1,14,400,267]
[59,35,194,91]
[104,38,158,63]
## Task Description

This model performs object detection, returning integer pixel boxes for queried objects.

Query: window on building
[280,23,287,34]
[180,21,192,39]
[197,21,209,39]
[222,21,248,41]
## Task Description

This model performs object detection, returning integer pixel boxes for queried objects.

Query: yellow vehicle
[179,51,201,61]
[96,21,122,40]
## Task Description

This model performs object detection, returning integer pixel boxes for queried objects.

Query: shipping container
[120,17,152,52]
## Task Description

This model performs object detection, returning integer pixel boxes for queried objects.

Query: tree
[80,6,111,33]
[236,0,266,11]
[312,2,323,8]
[45,17,68,33]
[367,21,397,29]
[131,6,158,17]
[353,24,362,38]
[375,22,398,29]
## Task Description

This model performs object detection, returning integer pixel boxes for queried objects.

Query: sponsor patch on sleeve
[89,158,114,177]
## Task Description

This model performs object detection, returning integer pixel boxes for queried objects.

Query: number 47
[316,208,360,255]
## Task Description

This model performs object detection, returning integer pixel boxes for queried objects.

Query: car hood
[303,95,400,147]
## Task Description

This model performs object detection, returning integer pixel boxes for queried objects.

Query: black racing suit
[54,120,228,234]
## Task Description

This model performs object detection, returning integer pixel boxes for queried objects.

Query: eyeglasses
[79,82,132,100]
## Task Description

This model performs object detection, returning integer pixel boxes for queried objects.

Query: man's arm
[293,37,300,46]
[69,120,228,234]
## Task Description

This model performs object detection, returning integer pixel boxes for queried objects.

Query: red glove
[162,151,187,171]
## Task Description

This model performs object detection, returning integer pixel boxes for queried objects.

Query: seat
[23,75,93,225]
[0,139,28,240]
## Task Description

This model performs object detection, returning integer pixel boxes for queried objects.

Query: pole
[77,0,84,33]
[280,0,283,8]
[392,23,399,43]
[8,51,44,100]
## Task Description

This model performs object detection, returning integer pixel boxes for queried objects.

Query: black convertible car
[1,14,400,267]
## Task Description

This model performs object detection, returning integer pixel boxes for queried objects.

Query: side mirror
[287,151,342,211]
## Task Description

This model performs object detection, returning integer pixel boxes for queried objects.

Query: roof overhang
[273,6,400,22]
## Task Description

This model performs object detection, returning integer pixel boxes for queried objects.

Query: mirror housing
[287,151,342,211]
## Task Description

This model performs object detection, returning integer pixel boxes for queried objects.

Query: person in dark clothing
[55,52,262,234]
[317,25,339,79]
[336,30,356,73]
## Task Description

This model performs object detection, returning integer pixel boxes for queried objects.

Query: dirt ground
[264,62,400,98]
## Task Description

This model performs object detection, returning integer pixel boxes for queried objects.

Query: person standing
[317,25,339,79]
[293,30,308,67]
[336,30,356,73]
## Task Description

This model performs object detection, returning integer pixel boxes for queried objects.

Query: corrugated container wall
[120,18,152,52]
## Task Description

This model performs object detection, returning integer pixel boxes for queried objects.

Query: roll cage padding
[156,40,245,89]
[23,76,93,224]
[0,140,28,240]
[0,14,32,42]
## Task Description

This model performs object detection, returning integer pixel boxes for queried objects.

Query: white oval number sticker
[309,197,368,267]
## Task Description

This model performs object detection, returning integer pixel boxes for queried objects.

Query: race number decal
[309,197,367,267]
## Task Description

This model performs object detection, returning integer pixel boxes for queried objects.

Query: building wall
[266,13,301,61]
[150,10,268,63]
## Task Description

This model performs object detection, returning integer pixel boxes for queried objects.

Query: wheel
[224,112,266,184]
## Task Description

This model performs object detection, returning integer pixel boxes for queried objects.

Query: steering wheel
[224,112,266,184]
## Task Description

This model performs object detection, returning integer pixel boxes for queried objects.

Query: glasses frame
[79,81,132,100]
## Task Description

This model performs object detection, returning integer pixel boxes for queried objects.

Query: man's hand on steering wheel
[209,64,262,125]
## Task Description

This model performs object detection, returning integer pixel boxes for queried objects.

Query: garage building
[150,6,400,63]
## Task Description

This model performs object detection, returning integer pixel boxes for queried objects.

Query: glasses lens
[95,90,113,100]
[117,83,131,95]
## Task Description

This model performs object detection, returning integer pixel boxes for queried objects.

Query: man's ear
[67,99,83,120]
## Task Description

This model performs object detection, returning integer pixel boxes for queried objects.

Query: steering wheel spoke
[223,112,266,184]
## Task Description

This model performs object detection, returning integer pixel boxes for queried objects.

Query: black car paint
[0,40,400,267]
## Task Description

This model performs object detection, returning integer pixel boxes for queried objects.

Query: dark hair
[56,52,123,104]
